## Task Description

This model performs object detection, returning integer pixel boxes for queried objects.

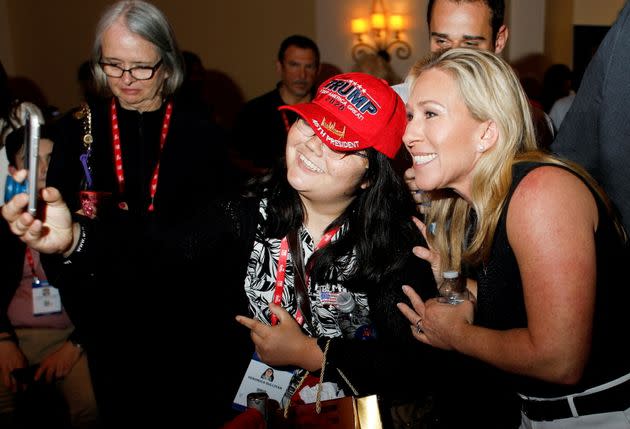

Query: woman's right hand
[0,340,27,392]
[2,171,75,255]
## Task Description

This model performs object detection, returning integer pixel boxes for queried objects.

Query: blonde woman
[398,48,630,428]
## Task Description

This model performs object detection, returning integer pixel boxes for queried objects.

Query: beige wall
[574,0,625,25]
[545,0,574,66]
[316,0,428,84]
[2,0,426,114]
[0,0,14,72]
[1,0,316,113]
[546,0,624,68]
[2,0,109,111]
[1,0,626,115]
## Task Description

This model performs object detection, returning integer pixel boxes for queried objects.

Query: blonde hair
[408,48,624,271]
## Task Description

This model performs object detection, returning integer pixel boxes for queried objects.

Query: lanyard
[110,98,173,212]
[270,226,341,326]
[25,248,38,282]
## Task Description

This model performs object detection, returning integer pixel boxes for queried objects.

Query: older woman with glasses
[2,1,233,427]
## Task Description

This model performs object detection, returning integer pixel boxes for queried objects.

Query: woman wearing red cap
[3,72,439,426]
[231,72,439,422]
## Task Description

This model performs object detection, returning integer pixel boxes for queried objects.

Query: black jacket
[41,97,238,428]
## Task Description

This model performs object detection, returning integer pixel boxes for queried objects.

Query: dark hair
[4,124,55,167]
[427,0,505,42]
[541,63,573,113]
[277,35,320,67]
[250,148,423,288]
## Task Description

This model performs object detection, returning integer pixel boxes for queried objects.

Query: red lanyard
[270,226,341,326]
[110,98,173,212]
[25,248,38,281]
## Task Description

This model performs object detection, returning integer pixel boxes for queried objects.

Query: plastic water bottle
[336,291,373,339]
[437,271,470,305]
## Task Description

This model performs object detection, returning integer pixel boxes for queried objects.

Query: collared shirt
[243,199,370,338]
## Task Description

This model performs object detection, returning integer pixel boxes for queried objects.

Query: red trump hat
[279,72,406,159]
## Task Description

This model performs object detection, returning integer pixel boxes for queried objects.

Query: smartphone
[25,112,40,216]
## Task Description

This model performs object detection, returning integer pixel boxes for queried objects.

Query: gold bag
[356,394,383,428]
[285,394,383,429]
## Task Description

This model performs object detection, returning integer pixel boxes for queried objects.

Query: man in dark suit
[230,35,320,183]
[552,2,630,235]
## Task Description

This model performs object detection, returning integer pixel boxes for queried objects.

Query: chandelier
[350,0,411,62]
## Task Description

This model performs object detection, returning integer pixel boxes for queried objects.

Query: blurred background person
[352,52,401,85]
[1,60,45,204]
[540,63,573,114]
[0,125,100,429]
[230,34,320,183]
[76,60,101,106]
[552,1,630,236]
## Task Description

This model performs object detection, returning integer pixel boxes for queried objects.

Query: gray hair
[90,0,184,97]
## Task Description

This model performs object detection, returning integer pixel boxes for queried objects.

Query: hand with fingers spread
[235,303,323,372]
[397,284,474,350]
[2,173,76,256]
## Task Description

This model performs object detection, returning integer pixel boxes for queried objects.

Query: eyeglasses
[99,59,163,80]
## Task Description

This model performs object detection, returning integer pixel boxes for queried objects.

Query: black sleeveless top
[475,161,630,397]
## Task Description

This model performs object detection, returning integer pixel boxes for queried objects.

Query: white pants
[520,372,630,428]
[520,408,630,429]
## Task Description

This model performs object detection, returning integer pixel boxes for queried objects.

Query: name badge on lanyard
[26,248,62,316]
[32,279,62,316]
[232,353,295,411]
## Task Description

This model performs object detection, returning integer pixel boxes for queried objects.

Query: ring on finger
[415,317,424,334]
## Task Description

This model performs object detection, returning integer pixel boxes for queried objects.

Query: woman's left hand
[235,304,322,371]
[397,285,475,350]
[35,341,83,383]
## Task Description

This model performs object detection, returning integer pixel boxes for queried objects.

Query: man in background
[393,0,508,102]
[230,34,320,182]
[552,2,630,235]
